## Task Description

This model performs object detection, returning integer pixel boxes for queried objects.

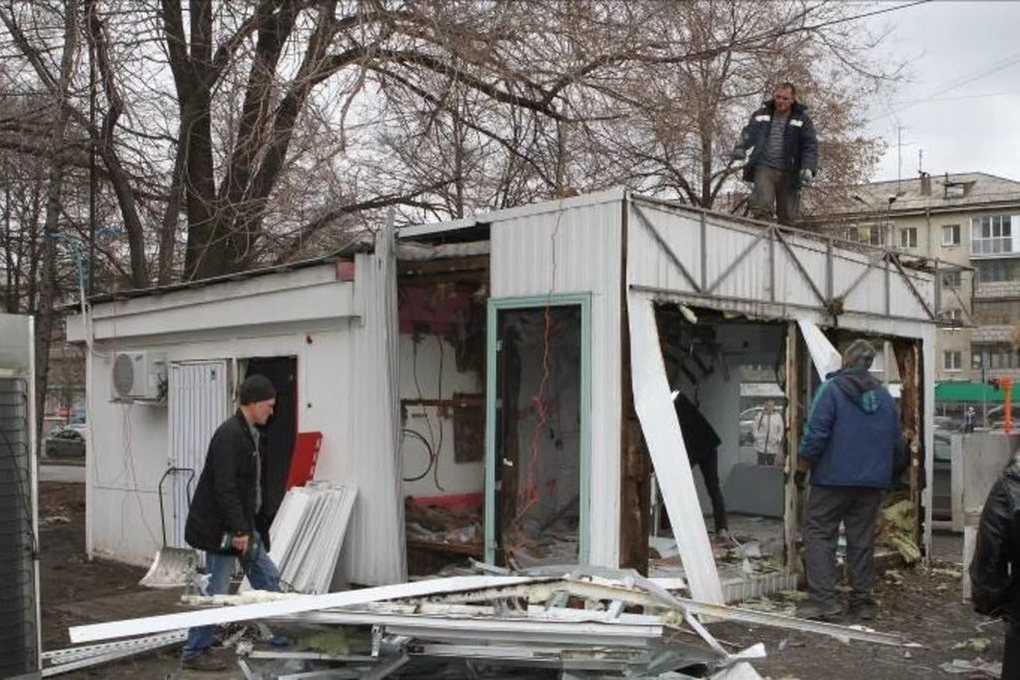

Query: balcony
[975,280,1020,299]
[972,325,1018,344]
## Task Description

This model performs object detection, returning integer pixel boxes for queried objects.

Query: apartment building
[811,172,1020,384]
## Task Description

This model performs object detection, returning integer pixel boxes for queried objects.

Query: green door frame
[484,293,593,565]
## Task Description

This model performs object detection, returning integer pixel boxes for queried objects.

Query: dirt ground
[39,481,1005,679]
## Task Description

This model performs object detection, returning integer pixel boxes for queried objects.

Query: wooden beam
[892,338,923,550]
[619,201,650,575]
[783,322,802,572]
[398,255,489,278]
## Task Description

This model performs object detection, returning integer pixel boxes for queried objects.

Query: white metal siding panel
[627,200,936,322]
[491,201,623,568]
[318,232,405,586]
[168,361,230,549]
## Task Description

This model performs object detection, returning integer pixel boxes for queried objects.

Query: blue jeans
[182,535,280,660]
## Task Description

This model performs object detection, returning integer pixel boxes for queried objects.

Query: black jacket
[970,460,1020,621]
[185,411,266,554]
[735,100,819,186]
[674,393,721,466]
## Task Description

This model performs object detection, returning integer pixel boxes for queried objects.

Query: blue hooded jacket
[799,368,905,488]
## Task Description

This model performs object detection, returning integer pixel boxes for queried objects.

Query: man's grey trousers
[803,485,884,608]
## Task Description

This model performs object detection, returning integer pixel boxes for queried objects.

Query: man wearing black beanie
[180,374,280,671]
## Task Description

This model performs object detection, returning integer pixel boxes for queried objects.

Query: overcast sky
[864,1,1020,182]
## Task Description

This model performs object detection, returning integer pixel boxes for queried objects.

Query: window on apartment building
[941,270,962,288]
[846,223,890,246]
[972,300,1020,325]
[972,346,1020,370]
[972,215,1013,255]
[942,224,961,246]
[899,227,917,248]
[943,350,962,371]
[943,308,963,322]
[977,259,1020,283]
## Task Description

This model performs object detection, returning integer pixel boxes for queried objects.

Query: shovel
[139,467,198,589]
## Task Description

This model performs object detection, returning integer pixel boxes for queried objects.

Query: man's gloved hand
[794,470,806,490]
[800,168,815,184]
[731,148,745,162]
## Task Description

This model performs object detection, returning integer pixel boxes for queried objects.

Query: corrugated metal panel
[490,199,623,568]
[0,377,36,676]
[168,361,230,549]
[338,226,406,586]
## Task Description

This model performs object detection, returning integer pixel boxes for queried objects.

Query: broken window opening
[396,255,489,576]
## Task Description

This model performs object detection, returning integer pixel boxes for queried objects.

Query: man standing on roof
[180,374,281,672]
[732,82,819,226]
[795,339,905,621]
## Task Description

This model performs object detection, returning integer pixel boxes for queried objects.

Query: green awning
[935,381,1006,403]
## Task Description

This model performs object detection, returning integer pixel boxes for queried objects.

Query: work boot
[181,650,228,672]
[848,598,878,621]
[795,599,842,621]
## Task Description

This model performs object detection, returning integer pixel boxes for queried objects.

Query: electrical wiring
[401,428,435,483]
[433,334,445,492]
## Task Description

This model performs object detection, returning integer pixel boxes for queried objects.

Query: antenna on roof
[918,149,924,175]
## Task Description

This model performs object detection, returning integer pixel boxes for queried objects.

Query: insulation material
[627,293,724,604]
[796,318,841,379]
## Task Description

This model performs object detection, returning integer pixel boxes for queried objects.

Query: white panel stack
[268,482,357,594]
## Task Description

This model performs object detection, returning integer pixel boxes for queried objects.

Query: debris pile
[65,566,913,678]
[876,499,921,564]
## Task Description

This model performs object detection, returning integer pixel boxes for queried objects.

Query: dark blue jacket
[736,100,819,186]
[799,368,905,488]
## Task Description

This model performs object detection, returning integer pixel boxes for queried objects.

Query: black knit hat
[239,374,276,405]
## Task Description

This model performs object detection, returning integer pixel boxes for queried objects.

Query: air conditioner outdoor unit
[111,351,167,402]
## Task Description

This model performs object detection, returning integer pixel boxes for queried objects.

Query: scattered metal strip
[284,610,667,645]
[70,575,550,644]
[41,631,187,662]
[277,670,361,680]
[439,577,910,648]
[361,651,409,680]
[41,635,182,677]
[247,650,379,662]
[407,642,650,670]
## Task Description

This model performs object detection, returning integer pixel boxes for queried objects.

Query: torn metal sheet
[796,318,841,378]
[69,575,549,644]
[627,292,725,604]
[41,631,187,677]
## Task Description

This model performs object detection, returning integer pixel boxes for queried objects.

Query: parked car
[45,427,85,459]
[738,406,785,446]
[987,404,1020,430]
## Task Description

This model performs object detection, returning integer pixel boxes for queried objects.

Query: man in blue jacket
[732,82,818,226]
[796,339,905,621]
